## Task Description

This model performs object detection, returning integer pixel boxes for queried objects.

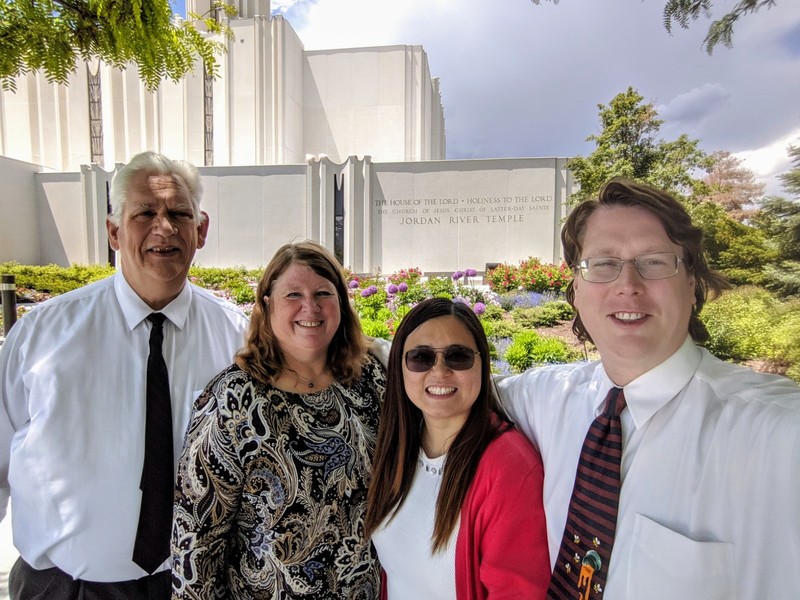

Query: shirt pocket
[626,513,737,600]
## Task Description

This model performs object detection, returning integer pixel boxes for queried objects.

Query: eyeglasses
[404,345,480,372]
[574,252,683,283]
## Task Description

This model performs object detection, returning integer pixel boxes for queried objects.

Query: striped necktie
[548,387,626,600]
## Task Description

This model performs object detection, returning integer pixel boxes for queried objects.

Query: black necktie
[132,313,174,574]
[548,387,626,600]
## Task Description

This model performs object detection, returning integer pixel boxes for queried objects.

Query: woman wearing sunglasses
[365,297,550,599]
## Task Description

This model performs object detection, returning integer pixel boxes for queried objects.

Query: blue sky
[175,0,800,196]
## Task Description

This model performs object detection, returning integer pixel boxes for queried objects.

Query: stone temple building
[0,0,572,275]
[0,0,445,171]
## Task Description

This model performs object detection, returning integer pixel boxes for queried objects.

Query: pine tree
[566,87,711,202]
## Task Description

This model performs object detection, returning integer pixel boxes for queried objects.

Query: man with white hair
[0,151,248,599]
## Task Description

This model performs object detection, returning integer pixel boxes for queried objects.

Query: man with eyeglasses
[497,178,800,599]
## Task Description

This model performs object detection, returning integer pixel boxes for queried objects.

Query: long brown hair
[364,298,511,552]
[562,177,729,344]
[235,241,368,386]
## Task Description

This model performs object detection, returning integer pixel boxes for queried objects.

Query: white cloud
[658,84,731,126]
[277,0,800,193]
[735,128,800,197]
[271,0,303,14]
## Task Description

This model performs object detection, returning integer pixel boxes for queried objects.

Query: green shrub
[189,266,260,304]
[701,287,778,360]
[393,303,412,325]
[360,318,391,340]
[511,301,574,328]
[484,319,522,339]
[481,319,495,338]
[767,300,800,366]
[1,262,115,295]
[480,303,505,321]
[396,285,428,306]
[424,276,456,298]
[353,289,389,321]
[510,308,544,329]
[504,330,581,373]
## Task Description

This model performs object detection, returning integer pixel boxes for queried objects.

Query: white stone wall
[37,171,93,266]
[1,156,570,272]
[0,157,42,265]
[194,164,308,267]
[370,158,569,273]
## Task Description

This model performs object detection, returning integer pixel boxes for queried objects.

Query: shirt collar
[592,336,701,429]
[113,272,193,331]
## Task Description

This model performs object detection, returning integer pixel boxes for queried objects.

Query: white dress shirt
[497,336,800,599]
[0,273,248,582]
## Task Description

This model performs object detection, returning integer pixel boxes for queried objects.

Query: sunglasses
[404,345,480,372]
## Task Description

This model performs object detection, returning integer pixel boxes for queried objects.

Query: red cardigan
[381,428,550,599]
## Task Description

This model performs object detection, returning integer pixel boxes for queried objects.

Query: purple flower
[453,296,468,305]
[387,283,399,294]
[369,285,378,294]
[473,302,486,315]
[360,287,376,298]
[348,280,360,289]
[398,282,409,292]
[452,271,464,281]
[466,268,478,277]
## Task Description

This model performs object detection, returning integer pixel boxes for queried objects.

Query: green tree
[779,143,800,197]
[530,0,777,53]
[751,195,800,297]
[567,87,711,202]
[752,196,800,261]
[0,0,236,92]
[690,200,777,285]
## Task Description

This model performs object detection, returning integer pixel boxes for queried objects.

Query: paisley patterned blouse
[172,354,385,599]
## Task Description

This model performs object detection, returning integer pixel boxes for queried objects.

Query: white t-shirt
[372,449,458,599]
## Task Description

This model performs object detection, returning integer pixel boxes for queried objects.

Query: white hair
[108,151,205,225]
